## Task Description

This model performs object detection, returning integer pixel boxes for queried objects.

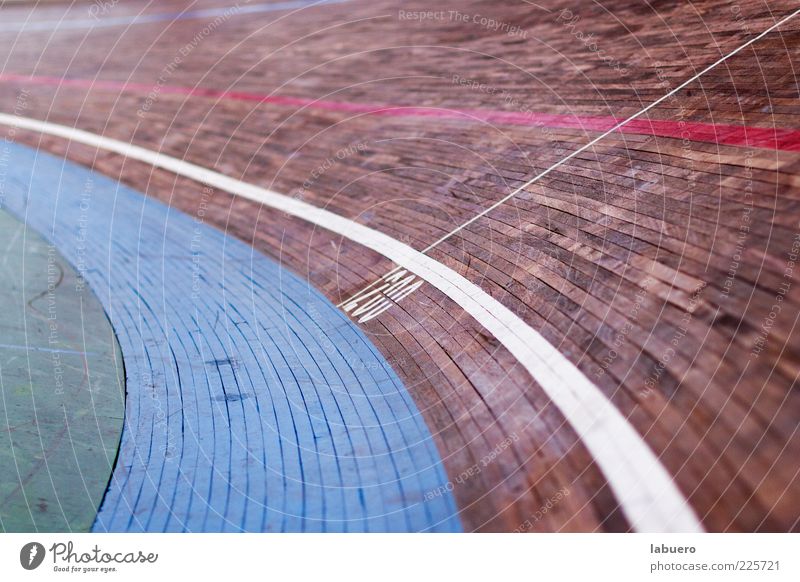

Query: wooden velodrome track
[1,0,799,532]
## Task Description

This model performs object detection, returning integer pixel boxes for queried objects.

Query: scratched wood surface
[1,0,798,531]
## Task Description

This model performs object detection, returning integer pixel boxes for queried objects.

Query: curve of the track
[2,0,800,533]
[0,142,460,532]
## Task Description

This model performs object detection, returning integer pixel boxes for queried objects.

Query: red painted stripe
[3,73,799,151]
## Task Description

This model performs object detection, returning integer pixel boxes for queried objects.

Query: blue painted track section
[0,143,461,532]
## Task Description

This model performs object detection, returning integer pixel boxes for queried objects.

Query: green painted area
[0,210,124,532]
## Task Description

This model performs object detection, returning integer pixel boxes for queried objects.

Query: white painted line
[343,269,424,322]
[336,7,800,310]
[0,112,702,532]
[418,7,800,255]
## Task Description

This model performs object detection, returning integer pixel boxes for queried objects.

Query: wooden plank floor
[1,0,798,531]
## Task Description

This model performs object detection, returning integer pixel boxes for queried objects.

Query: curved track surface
[1,0,799,532]
[1,143,460,532]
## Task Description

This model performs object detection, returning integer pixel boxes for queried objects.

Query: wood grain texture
[1,0,798,531]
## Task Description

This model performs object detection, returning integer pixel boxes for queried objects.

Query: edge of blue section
[0,142,462,532]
